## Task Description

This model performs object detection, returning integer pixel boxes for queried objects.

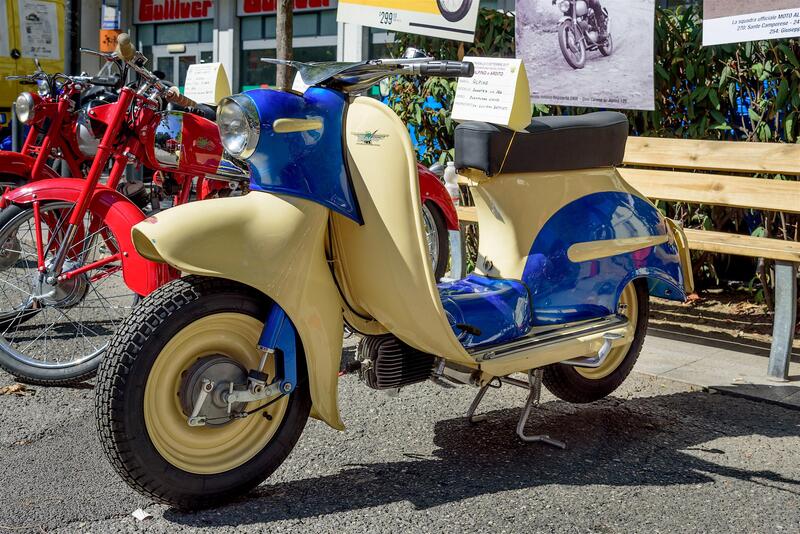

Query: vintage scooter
[95,55,693,509]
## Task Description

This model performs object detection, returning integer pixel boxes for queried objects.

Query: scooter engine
[357,334,437,390]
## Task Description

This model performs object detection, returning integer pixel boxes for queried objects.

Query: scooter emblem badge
[352,130,388,146]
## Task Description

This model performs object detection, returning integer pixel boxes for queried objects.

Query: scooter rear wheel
[95,275,311,510]
[542,279,649,403]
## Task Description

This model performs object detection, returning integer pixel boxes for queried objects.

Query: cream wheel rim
[143,313,289,475]
[576,283,638,380]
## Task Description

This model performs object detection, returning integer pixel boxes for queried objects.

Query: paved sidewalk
[637,327,800,408]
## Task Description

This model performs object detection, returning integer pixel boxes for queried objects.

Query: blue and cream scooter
[95,52,693,509]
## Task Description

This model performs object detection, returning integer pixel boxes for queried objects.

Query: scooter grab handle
[408,61,475,78]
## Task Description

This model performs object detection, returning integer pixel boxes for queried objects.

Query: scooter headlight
[217,96,259,160]
[559,0,571,13]
[14,92,38,124]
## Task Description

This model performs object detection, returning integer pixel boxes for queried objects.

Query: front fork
[40,90,135,281]
[188,305,299,427]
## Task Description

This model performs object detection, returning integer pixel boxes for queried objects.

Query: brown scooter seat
[454,111,628,177]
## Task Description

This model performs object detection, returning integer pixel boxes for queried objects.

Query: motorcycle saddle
[438,274,533,349]
[454,111,628,177]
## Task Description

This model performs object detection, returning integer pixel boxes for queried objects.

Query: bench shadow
[164,390,800,527]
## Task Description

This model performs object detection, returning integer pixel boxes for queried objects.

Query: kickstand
[517,369,566,449]
[465,369,566,449]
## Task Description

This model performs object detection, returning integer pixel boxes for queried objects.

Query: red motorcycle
[0,37,248,385]
[0,61,121,189]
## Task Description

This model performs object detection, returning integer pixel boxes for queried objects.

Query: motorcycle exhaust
[561,332,624,368]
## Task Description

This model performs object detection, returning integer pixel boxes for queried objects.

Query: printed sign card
[704,1,800,46]
[452,57,531,132]
[183,62,231,105]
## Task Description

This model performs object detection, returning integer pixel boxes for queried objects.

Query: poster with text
[704,1,800,46]
[18,0,60,60]
[516,0,655,111]
[337,0,480,42]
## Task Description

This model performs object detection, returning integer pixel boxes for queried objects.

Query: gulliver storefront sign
[135,0,214,23]
[237,0,336,16]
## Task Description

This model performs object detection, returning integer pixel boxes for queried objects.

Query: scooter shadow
[165,390,800,526]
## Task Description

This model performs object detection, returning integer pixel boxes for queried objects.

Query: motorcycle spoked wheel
[542,279,649,403]
[96,276,311,510]
[437,0,473,22]
[558,20,587,69]
[422,200,450,282]
[0,201,136,385]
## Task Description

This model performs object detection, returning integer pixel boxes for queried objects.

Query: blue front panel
[244,87,362,222]
[439,274,533,349]
[523,192,686,325]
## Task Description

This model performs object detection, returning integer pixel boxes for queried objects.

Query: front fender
[131,192,346,430]
[0,151,60,182]
[3,178,171,296]
[418,165,459,231]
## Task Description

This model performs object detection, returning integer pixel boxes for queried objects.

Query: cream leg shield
[132,193,346,430]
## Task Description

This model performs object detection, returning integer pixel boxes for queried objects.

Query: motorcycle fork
[29,98,71,179]
[39,89,135,280]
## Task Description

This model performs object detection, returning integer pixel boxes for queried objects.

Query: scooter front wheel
[95,275,311,510]
[542,279,649,403]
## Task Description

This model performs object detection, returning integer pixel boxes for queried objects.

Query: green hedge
[389,5,800,297]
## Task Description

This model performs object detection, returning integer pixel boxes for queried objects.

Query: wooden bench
[456,137,800,380]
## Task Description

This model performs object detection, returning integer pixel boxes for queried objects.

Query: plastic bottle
[443,161,460,207]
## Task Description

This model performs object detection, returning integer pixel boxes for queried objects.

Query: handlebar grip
[90,75,120,87]
[115,33,136,62]
[166,86,199,109]
[418,61,475,78]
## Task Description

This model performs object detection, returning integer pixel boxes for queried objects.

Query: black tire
[437,0,473,22]
[0,201,133,386]
[0,204,94,386]
[542,279,649,403]
[423,200,450,282]
[558,20,586,69]
[0,173,28,193]
[0,204,99,385]
[95,275,312,510]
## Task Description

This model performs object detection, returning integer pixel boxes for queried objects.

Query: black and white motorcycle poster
[516,0,656,111]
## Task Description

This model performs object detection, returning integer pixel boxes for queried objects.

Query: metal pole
[767,260,798,381]
[10,102,20,152]
[64,0,81,75]
[276,0,294,90]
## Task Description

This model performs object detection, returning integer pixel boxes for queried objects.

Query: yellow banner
[339,0,439,15]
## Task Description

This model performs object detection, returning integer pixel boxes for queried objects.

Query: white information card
[183,62,231,105]
[452,57,531,132]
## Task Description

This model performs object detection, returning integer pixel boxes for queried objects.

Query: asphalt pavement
[1,338,799,533]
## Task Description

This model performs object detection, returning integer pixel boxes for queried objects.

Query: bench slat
[683,229,800,262]
[619,168,800,214]
[457,205,478,223]
[456,207,800,262]
[624,137,800,175]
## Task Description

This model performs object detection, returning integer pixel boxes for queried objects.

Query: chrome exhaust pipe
[562,332,624,368]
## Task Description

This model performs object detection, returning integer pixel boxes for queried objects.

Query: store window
[240,45,336,89]
[240,9,338,91]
